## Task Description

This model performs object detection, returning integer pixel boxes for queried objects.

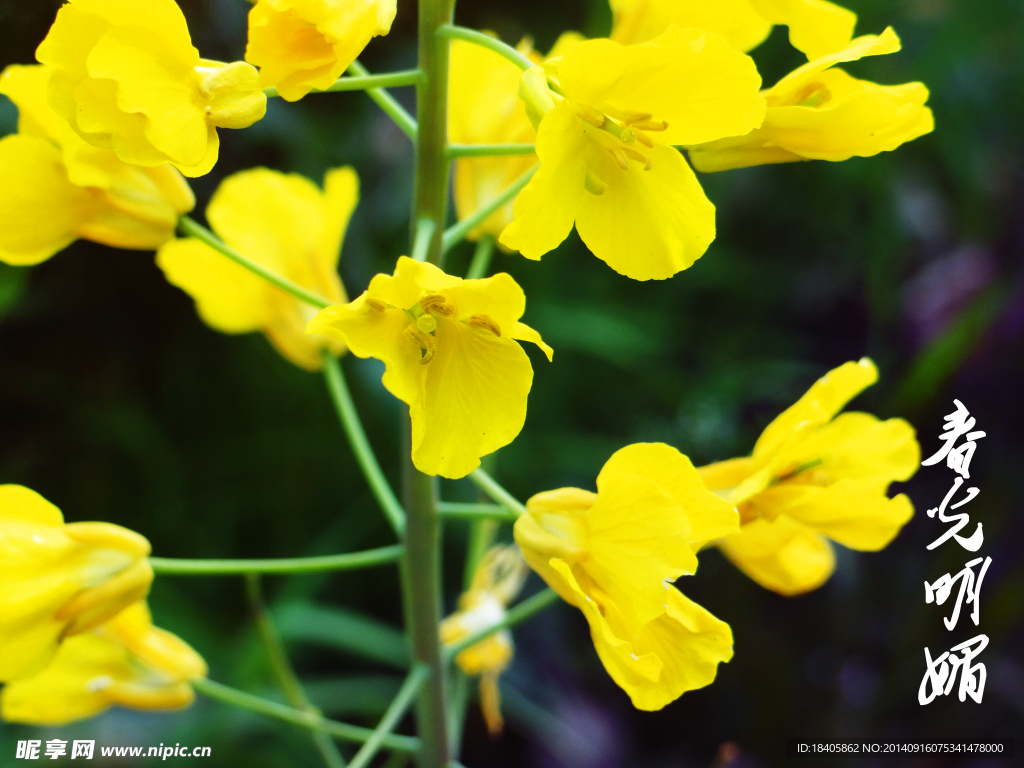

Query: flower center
[574,103,669,186]
[396,294,503,365]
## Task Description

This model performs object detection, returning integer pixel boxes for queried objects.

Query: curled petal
[718,514,835,595]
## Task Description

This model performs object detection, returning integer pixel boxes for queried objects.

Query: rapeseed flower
[440,546,528,735]
[0,485,153,682]
[36,0,267,177]
[448,34,581,244]
[0,65,194,266]
[609,0,856,60]
[246,0,398,101]
[499,27,765,281]
[514,443,738,710]
[307,257,552,479]
[157,167,354,371]
[700,359,919,595]
[1,602,206,725]
[688,28,933,172]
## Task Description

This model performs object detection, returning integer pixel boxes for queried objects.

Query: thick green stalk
[149,545,403,575]
[246,575,347,768]
[192,678,419,752]
[400,0,457,766]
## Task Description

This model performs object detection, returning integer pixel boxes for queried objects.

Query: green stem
[466,468,527,517]
[347,665,431,768]
[348,60,418,141]
[442,166,536,253]
[178,216,331,309]
[464,235,495,281]
[192,678,420,752]
[411,219,438,262]
[436,502,517,523]
[436,25,534,71]
[322,352,407,536]
[265,70,424,98]
[403,0,457,764]
[246,575,347,768]
[443,588,559,661]
[447,143,536,158]
[149,545,403,575]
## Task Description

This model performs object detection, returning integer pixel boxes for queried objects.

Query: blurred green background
[1,0,1022,765]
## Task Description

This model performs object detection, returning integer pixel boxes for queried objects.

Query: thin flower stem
[264,70,424,98]
[246,575,347,768]
[178,216,331,310]
[447,143,536,158]
[411,218,438,262]
[322,352,407,536]
[464,235,495,280]
[192,677,420,752]
[466,468,527,517]
[149,545,404,576]
[443,588,559,661]
[436,502,518,523]
[442,166,536,253]
[436,25,534,72]
[348,60,418,141]
[347,664,431,768]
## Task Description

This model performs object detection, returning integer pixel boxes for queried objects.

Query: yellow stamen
[631,119,669,132]
[467,315,501,336]
[634,131,654,149]
[365,298,386,312]
[584,171,607,196]
[622,111,653,125]
[403,325,437,364]
[480,673,504,736]
[621,146,651,170]
[607,146,630,170]
[419,294,455,316]
[573,103,606,128]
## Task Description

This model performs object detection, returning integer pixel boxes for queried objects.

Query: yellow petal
[308,297,425,405]
[1,601,205,726]
[752,358,878,464]
[0,135,96,266]
[718,514,835,595]
[574,141,715,281]
[752,481,913,550]
[553,27,765,146]
[247,0,397,101]
[412,316,534,479]
[811,411,920,483]
[584,471,692,625]
[156,238,270,333]
[86,26,207,167]
[748,0,857,60]
[599,443,739,544]
[697,457,755,494]
[499,100,587,260]
[610,0,773,52]
[551,559,733,711]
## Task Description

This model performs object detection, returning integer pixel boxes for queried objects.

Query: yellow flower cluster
[0,486,204,725]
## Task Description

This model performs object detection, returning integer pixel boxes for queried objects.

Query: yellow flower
[498,27,765,281]
[1,601,206,725]
[157,167,354,371]
[246,0,397,102]
[513,443,738,710]
[35,0,267,177]
[307,257,552,479]
[440,546,528,735]
[688,28,934,172]
[0,485,153,682]
[448,33,582,245]
[0,65,194,266]
[610,0,856,61]
[700,359,919,596]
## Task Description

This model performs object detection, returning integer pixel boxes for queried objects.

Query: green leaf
[273,601,409,669]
